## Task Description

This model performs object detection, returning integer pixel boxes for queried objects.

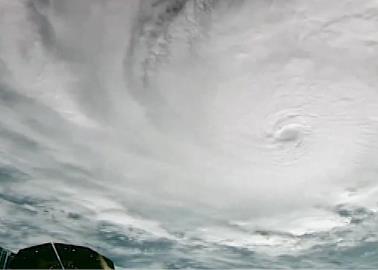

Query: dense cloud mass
[1,0,378,268]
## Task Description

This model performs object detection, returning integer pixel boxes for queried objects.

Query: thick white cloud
[1,0,378,267]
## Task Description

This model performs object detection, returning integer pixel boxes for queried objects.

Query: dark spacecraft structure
[0,242,114,269]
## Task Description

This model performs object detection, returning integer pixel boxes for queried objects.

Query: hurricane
[1,0,378,268]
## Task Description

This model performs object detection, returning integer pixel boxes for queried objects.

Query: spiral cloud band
[0,0,378,268]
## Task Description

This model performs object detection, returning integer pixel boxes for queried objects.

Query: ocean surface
[1,0,378,268]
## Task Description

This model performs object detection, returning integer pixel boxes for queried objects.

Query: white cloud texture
[1,0,378,268]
